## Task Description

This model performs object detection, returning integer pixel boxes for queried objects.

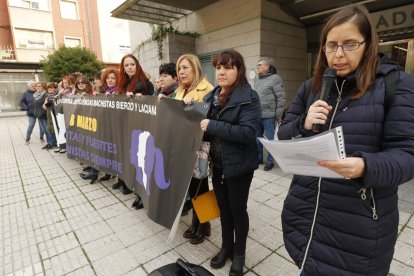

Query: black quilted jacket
[278,54,414,276]
[204,83,261,178]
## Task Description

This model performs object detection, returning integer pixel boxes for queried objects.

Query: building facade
[112,0,414,106]
[0,0,140,112]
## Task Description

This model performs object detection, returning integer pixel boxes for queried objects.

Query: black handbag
[148,258,214,276]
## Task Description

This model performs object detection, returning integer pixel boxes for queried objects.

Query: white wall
[97,0,151,64]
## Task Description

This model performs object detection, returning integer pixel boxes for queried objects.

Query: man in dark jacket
[254,57,286,171]
[20,80,45,144]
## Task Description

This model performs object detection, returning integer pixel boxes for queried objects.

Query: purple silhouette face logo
[130,130,170,195]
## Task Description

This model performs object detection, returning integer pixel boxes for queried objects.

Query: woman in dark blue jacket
[200,50,261,276]
[278,5,414,276]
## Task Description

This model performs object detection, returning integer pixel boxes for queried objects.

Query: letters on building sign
[372,4,414,31]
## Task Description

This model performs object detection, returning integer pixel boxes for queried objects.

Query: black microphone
[312,68,337,133]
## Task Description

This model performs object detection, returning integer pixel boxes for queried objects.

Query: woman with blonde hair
[173,54,215,244]
[174,54,212,102]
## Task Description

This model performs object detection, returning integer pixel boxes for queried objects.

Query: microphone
[312,68,337,133]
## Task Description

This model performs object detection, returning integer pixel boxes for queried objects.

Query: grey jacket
[254,73,286,118]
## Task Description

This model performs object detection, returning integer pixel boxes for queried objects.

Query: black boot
[112,179,123,190]
[210,248,233,269]
[190,222,211,244]
[229,255,245,276]
[183,211,199,239]
[100,174,111,181]
[132,196,144,209]
[79,173,98,184]
[122,184,133,195]
[82,166,92,172]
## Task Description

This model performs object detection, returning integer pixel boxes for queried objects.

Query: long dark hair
[313,5,379,99]
[117,54,148,94]
[212,50,247,105]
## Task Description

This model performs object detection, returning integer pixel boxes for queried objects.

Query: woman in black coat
[278,5,414,276]
[199,50,261,276]
[116,54,154,208]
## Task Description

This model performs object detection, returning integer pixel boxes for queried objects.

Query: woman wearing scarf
[42,82,58,150]
[102,68,119,95]
[53,75,74,153]
[33,82,50,149]
[98,68,119,182]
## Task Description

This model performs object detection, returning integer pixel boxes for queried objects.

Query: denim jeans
[300,271,309,276]
[38,118,47,140]
[46,132,57,146]
[257,117,275,164]
[25,116,37,140]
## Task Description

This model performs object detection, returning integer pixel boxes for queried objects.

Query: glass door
[379,39,414,75]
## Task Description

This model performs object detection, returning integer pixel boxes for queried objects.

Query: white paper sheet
[259,127,345,178]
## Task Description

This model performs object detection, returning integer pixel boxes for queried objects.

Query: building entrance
[379,39,414,75]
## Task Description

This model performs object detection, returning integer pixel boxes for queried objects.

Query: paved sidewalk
[1,116,414,276]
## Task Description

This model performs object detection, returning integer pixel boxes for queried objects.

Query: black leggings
[212,168,253,256]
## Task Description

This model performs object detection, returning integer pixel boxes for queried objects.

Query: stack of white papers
[259,126,345,178]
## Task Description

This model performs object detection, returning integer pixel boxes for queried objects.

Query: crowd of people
[18,4,414,275]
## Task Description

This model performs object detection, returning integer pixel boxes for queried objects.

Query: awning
[111,0,218,25]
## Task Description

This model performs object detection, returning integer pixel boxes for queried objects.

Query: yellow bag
[192,190,220,223]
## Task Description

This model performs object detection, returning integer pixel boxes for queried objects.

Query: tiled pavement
[1,114,414,276]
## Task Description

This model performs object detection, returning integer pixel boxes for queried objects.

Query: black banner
[62,95,209,229]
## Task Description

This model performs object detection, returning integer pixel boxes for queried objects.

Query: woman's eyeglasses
[323,41,365,53]
[77,81,86,85]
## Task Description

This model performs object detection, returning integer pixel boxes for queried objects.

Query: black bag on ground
[148,258,214,276]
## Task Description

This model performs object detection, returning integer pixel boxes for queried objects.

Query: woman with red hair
[117,54,154,96]
[113,54,153,207]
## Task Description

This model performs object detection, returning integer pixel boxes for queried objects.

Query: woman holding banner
[175,54,214,244]
[115,54,153,208]
[99,68,119,182]
[53,75,73,153]
[73,75,94,95]
[117,54,154,97]
[199,50,261,276]
[79,69,122,184]
[102,68,119,96]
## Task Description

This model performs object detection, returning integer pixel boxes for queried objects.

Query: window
[59,0,78,20]
[64,37,82,47]
[119,45,131,53]
[9,0,50,11]
[31,1,39,9]
[14,29,54,50]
